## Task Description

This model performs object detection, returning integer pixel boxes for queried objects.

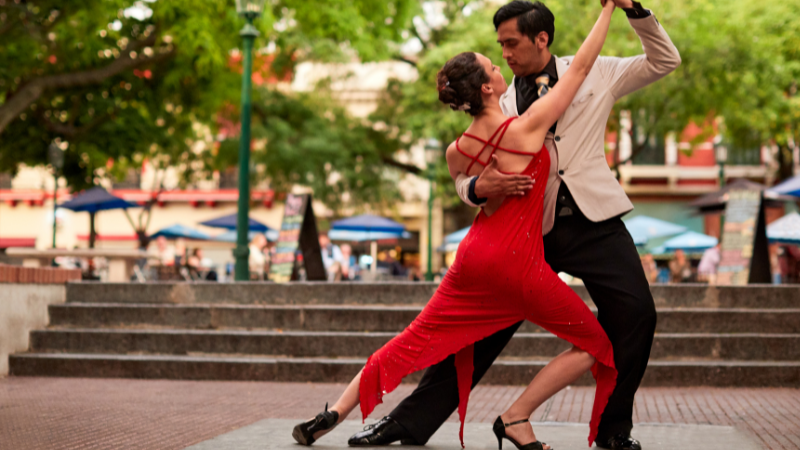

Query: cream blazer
[455,13,681,234]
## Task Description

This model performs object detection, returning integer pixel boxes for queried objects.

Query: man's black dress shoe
[597,434,642,450]
[348,416,421,446]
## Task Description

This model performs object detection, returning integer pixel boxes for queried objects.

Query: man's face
[496,18,548,77]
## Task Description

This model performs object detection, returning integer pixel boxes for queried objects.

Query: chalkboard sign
[717,188,771,285]
[268,194,326,282]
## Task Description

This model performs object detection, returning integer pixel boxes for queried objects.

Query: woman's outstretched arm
[519,0,615,133]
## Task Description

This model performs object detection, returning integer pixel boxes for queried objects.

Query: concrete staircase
[9,283,800,386]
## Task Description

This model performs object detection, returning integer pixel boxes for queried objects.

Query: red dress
[359,118,617,447]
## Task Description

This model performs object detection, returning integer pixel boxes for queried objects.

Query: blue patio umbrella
[331,214,406,273]
[199,213,273,233]
[150,224,210,240]
[214,229,279,243]
[331,214,406,233]
[437,226,471,252]
[623,215,688,246]
[769,175,800,197]
[328,229,411,242]
[767,212,800,244]
[60,187,139,248]
[663,231,718,252]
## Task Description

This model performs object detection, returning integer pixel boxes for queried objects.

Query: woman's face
[476,53,507,99]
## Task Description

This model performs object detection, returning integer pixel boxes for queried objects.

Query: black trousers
[389,210,656,445]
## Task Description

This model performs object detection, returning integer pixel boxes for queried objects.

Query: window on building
[219,167,239,189]
[631,124,665,165]
[725,145,761,165]
[112,168,142,189]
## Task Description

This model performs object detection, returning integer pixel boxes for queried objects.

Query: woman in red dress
[293,2,617,449]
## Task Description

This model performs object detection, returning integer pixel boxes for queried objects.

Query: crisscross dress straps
[456,117,543,175]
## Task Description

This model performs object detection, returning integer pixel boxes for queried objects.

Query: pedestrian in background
[640,253,658,284]
[318,232,343,282]
[669,249,692,283]
[698,244,720,284]
[248,234,268,280]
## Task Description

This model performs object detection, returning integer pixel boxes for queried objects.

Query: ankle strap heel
[492,416,546,450]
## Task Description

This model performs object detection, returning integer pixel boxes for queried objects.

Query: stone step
[49,304,800,334]
[9,352,800,387]
[29,328,800,361]
[66,282,800,309]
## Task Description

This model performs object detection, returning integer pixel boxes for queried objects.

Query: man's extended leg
[384,321,523,444]
[543,213,656,445]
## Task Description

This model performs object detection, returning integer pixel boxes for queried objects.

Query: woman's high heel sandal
[292,403,340,446]
[492,416,548,450]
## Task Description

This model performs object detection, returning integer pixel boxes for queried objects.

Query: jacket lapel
[554,56,569,137]
[500,78,519,117]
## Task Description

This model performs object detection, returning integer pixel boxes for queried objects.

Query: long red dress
[359,117,617,447]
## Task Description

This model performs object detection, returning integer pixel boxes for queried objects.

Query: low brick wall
[0,264,81,284]
[0,284,66,375]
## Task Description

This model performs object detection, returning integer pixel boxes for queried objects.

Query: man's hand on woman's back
[474,155,535,199]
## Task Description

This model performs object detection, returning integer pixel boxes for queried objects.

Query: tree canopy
[1,0,797,211]
[0,0,416,189]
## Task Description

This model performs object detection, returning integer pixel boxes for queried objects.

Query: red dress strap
[485,117,515,162]
[462,119,508,174]
[460,117,542,174]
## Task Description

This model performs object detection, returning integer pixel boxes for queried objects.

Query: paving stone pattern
[0,378,797,450]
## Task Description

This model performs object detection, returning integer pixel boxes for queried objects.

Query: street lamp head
[424,138,440,165]
[716,145,728,164]
[48,143,64,171]
[235,0,265,19]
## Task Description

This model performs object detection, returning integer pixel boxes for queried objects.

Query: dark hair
[436,52,490,116]
[493,1,555,47]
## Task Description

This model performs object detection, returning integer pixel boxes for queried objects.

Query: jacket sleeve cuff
[624,1,651,19]
[468,176,488,206]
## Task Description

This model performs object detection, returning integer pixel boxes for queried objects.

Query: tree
[0,0,416,189]
[367,0,800,218]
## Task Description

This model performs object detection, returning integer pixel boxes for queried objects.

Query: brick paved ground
[0,377,798,450]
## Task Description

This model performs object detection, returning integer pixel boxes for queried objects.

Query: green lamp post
[714,135,728,237]
[233,0,265,281]
[48,142,64,253]
[424,139,440,282]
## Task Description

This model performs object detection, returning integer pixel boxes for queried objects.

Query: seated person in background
[339,244,360,281]
[669,249,692,283]
[640,253,659,284]
[188,248,217,281]
[697,244,720,284]
[249,234,268,280]
[154,236,175,266]
[319,232,344,281]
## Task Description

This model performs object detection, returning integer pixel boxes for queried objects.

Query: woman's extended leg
[292,369,363,445]
[330,369,362,422]
[499,347,595,449]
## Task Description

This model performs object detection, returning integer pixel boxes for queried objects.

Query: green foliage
[215,87,404,211]
[371,0,800,200]
[0,0,416,190]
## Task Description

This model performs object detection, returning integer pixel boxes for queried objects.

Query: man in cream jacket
[349,1,680,450]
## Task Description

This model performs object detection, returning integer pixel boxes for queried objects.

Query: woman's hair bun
[436,52,489,116]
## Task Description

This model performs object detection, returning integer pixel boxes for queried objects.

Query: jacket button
[555,136,561,142]
[558,170,565,175]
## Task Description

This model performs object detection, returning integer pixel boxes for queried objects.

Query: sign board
[268,194,326,282]
[717,188,771,285]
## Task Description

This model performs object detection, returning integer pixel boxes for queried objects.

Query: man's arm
[453,156,534,208]
[596,0,681,99]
